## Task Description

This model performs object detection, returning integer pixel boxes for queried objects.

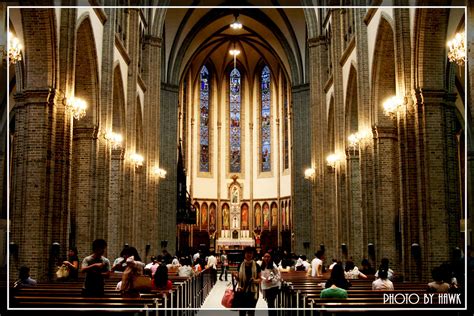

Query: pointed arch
[371,16,396,124]
[254,203,262,229]
[241,203,249,229]
[345,64,359,136]
[201,202,208,229]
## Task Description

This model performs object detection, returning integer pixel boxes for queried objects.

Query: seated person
[153,264,173,291]
[372,268,394,290]
[320,264,348,298]
[344,260,368,279]
[427,267,450,293]
[14,266,37,288]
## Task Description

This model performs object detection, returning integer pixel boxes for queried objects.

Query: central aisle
[197,278,269,315]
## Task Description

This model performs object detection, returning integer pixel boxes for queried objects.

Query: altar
[217,230,254,249]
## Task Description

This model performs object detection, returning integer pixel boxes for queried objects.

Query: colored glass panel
[230,68,241,173]
[200,66,210,172]
[261,66,271,172]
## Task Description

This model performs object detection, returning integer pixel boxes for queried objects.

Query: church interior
[0,1,472,312]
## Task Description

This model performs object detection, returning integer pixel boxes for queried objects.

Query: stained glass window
[283,79,289,169]
[230,68,241,173]
[261,66,271,172]
[200,66,210,172]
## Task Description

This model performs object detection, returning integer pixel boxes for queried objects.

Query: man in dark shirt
[81,239,111,296]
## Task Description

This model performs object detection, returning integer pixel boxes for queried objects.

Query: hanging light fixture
[66,96,87,120]
[382,96,403,118]
[304,168,315,180]
[152,166,167,179]
[130,153,144,167]
[229,47,240,71]
[326,153,342,169]
[230,13,242,30]
[8,32,22,64]
[447,31,465,66]
[104,130,123,149]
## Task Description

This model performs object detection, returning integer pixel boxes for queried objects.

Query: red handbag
[221,287,234,308]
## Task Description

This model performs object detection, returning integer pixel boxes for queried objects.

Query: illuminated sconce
[152,166,167,178]
[304,168,315,180]
[326,153,342,168]
[103,130,123,150]
[382,96,403,118]
[66,97,87,120]
[447,32,465,66]
[348,129,371,150]
[130,153,144,167]
[7,32,22,64]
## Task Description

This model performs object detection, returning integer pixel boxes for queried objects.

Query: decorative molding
[137,74,147,92]
[339,37,356,66]
[364,2,381,26]
[93,7,107,25]
[139,9,148,28]
[114,33,131,65]
[323,74,333,93]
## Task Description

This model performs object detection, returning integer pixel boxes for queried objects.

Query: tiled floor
[197,278,269,315]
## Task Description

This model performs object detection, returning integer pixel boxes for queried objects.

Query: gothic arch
[371,16,396,124]
[70,15,101,258]
[345,64,358,136]
[74,17,99,127]
[20,9,57,89]
[113,64,126,135]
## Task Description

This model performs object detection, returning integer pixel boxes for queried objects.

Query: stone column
[159,83,179,255]
[10,89,57,281]
[142,34,162,258]
[412,89,462,281]
[373,125,399,272]
[291,84,311,256]
[71,125,99,260]
[308,35,328,259]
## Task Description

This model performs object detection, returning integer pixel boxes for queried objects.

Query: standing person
[233,246,261,316]
[63,246,79,280]
[206,251,218,283]
[219,250,229,281]
[261,252,281,316]
[81,239,111,297]
[311,250,324,277]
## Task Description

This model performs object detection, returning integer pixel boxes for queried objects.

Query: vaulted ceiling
[162,6,307,86]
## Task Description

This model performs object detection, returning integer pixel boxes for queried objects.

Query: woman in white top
[178,257,195,277]
[344,260,368,279]
[261,252,281,315]
[372,268,394,290]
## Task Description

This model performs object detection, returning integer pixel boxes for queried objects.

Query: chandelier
[229,48,240,71]
[230,13,242,30]
[130,153,144,167]
[66,97,87,120]
[447,32,465,66]
[382,96,403,118]
[152,166,167,179]
[104,130,123,149]
[8,32,22,64]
